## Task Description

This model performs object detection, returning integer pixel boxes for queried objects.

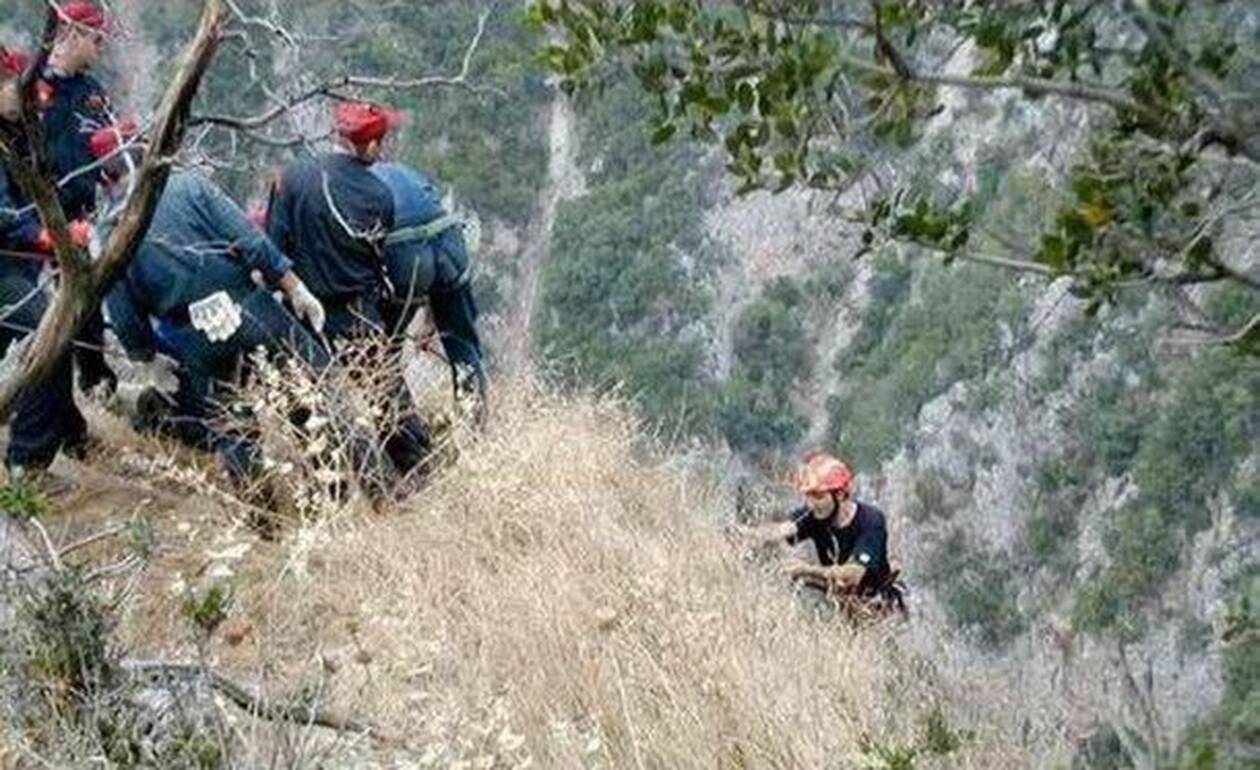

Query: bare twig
[83,554,143,583]
[190,9,500,135]
[123,660,384,740]
[1219,312,1260,348]
[24,517,62,572]
[839,49,1161,124]
[222,0,298,49]
[56,523,129,560]
[882,233,1056,276]
[951,251,1054,276]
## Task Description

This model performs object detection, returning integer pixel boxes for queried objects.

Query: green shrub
[718,374,809,455]
[1022,458,1083,567]
[22,570,116,713]
[926,529,1025,648]
[0,481,49,519]
[1206,283,1260,329]
[801,259,856,311]
[1023,501,1078,567]
[827,258,1028,470]
[1236,481,1260,520]
[1222,580,1260,711]
[1076,377,1144,477]
[855,707,970,770]
[1071,724,1135,769]
[1173,573,1260,766]
[718,278,812,455]
[906,470,953,522]
[1034,314,1103,393]
[536,81,716,433]
[1068,341,1258,635]
[920,706,971,755]
[1072,505,1180,637]
[1130,351,1259,530]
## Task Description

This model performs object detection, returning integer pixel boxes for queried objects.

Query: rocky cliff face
[517,41,1259,762]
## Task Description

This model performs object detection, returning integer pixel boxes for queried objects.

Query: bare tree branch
[0,7,76,272]
[834,48,1165,126]
[731,2,1197,147]
[1122,1,1260,163]
[222,0,298,49]
[731,0,872,31]
[953,251,1055,276]
[123,660,384,740]
[190,8,500,137]
[1219,312,1260,349]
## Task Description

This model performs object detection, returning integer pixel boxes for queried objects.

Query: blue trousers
[384,282,486,405]
[0,266,87,470]
[155,288,331,481]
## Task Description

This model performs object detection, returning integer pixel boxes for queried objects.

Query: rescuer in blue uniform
[266,101,433,478]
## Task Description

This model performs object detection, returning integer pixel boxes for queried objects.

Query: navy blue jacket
[369,162,470,301]
[39,69,110,220]
[103,171,292,361]
[267,153,393,301]
[0,167,44,280]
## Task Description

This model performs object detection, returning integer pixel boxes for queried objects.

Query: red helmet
[58,2,111,32]
[790,452,855,497]
[88,117,138,160]
[333,101,404,146]
[0,48,30,78]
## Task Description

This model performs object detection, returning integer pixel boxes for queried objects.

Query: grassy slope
[6,380,1032,768]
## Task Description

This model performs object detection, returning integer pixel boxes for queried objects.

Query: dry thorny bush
[0,500,355,768]
[227,334,462,526]
[1,330,465,768]
[4,359,1046,767]
[102,327,465,532]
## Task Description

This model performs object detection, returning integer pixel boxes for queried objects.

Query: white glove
[133,352,179,398]
[287,280,326,335]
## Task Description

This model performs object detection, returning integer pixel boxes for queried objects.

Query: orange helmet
[790,452,854,496]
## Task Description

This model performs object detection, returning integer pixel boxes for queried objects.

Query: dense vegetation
[826,255,1029,470]
[717,276,812,458]
[535,81,717,433]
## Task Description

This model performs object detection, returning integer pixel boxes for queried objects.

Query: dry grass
[99,374,1039,768]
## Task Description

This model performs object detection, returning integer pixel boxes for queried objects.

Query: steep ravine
[502,90,585,373]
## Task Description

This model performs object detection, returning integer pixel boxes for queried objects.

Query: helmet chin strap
[830,492,856,523]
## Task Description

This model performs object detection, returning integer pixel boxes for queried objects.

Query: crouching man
[733,452,906,619]
[92,125,395,502]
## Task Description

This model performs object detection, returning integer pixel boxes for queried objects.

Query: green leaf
[1038,234,1069,272]
[1185,236,1214,269]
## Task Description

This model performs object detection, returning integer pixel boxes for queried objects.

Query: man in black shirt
[735,452,902,607]
[267,101,431,478]
[266,102,398,322]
